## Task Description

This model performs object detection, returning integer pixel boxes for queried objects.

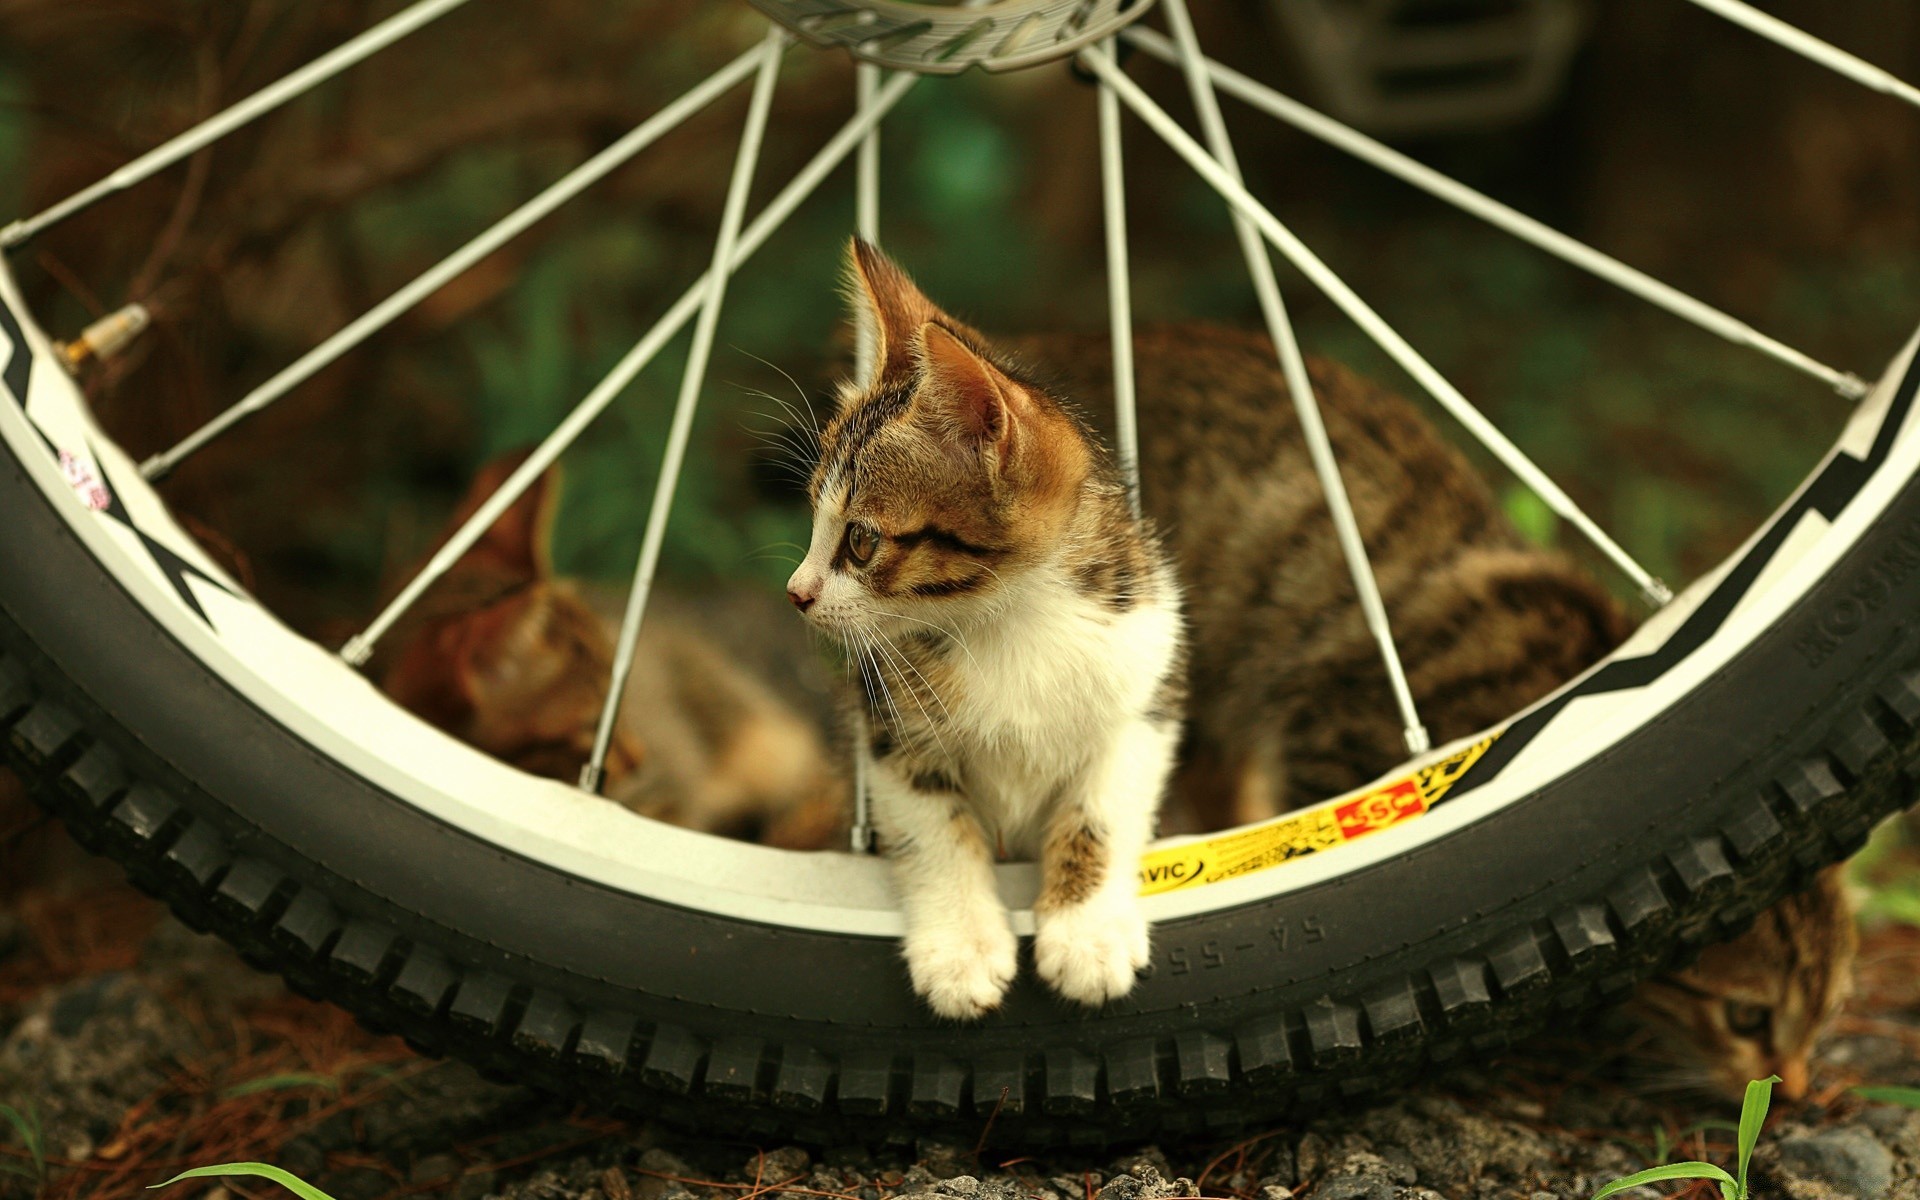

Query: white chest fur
[940,568,1181,847]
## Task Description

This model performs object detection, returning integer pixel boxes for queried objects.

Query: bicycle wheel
[4,0,1920,1147]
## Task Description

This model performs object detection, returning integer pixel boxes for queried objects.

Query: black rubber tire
[3,411,1918,1147]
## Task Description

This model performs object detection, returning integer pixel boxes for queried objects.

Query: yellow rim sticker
[1137,733,1500,896]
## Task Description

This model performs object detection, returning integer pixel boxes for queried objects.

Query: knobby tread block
[1306,997,1365,1064]
[837,1049,895,1115]
[771,1044,832,1112]
[574,1011,638,1075]
[1876,669,1920,730]
[972,1051,1025,1117]
[1358,980,1422,1044]
[212,857,283,923]
[909,1053,966,1116]
[1173,1030,1231,1093]
[391,949,458,1017]
[1830,712,1894,780]
[1428,958,1492,1019]
[1104,1039,1160,1105]
[1723,800,1785,861]
[704,1035,765,1102]
[1042,1048,1098,1115]
[1485,928,1550,996]
[58,742,126,811]
[328,919,398,987]
[271,889,339,959]
[447,972,518,1039]
[1666,836,1735,897]
[161,820,227,886]
[513,991,580,1059]
[1550,904,1616,962]
[639,1024,705,1094]
[1234,1013,1293,1082]
[108,784,178,844]
[1777,758,1843,815]
[8,699,81,771]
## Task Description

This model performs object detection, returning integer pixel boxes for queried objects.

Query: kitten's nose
[787,581,818,612]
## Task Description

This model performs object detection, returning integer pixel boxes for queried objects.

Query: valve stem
[53,303,151,374]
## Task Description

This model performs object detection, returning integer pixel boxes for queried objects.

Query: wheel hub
[746,0,1154,73]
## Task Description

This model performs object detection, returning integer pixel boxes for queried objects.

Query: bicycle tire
[4,290,1919,1145]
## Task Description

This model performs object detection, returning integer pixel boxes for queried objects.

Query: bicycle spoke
[1097,43,1142,518]
[1081,47,1672,609]
[854,63,883,378]
[584,26,789,793]
[851,62,883,856]
[1154,3,1428,754]
[1684,0,1920,111]
[339,68,922,672]
[0,0,476,248]
[138,45,770,482]
[1120,26,1870,401]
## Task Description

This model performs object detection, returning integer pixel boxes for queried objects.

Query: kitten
[375,451,843,847]
[995,326,1631,826]
[787,241,1186,1018]
[1628,865,1856,1102]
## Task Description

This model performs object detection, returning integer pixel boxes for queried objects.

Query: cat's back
[1000,324,1628,806]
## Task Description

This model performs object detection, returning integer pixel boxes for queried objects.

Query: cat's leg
[1034,717,1178,1006]
[872,759,1017,1019]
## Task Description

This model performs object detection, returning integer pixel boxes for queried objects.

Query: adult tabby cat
[374,451,843,847]
[789,242,1622,1017]
[1627,865,1856,1101]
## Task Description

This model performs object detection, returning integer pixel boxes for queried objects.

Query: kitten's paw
[1035,898,1150,1007]
[904,917,1018,1020]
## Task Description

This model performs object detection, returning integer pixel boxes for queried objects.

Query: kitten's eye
[843,522,879,567]
[1724,1000,1771,1037]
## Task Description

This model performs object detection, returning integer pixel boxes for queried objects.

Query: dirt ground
[2,777,1918,1200]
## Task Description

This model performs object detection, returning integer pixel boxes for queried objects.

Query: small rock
[754,1147,812,1184]
[1095,1166,1197,1200]
[916,1141,971,1181]
[1773,1128,1894,1200]
[1111,1148,1174,1181]
[935,1176,982,1197]
[636,1148,692,1200]
[1310,1176,1393,1200]
[603,1167,633,1200]
[1259,1187,1292,1200]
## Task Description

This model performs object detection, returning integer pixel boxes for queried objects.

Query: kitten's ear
[914,322,1020,452]
[845,238,938,391]
[447,449,561,581]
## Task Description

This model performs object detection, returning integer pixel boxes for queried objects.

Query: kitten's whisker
[871,607,978,665]
[875,632,959,731]
[737,348,823,446]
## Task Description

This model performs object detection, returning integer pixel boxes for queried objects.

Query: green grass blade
[1736,1075,1780,1195]
[149,1163,340,1200]
[1592,1162,1740,1200]
[1854,1085,1920,1109]
[221,1072,340,1098]
[0,1102,43,1177]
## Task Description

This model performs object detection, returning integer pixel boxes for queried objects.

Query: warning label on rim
[1136,734,1499,896]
